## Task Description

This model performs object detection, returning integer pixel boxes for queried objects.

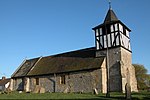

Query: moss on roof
[27,57,105,76]
[12,58,40,78]
[12,47,105,77]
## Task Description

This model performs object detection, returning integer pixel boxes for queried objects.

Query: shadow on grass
[93,93,149,100]
[95,92,150,100]
[143,97,150,100]
[100,96,126,100]
[93,96,143,100]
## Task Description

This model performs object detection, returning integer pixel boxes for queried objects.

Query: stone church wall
[28,69,103,93]
[13,78,24,91]
[96,47,122,92]
[120,48,138,92]
[10,58,107,93]
[96,47,138,92]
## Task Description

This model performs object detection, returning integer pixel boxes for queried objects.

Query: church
[10,4,138,93]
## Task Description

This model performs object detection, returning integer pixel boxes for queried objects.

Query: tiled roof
[104,9,118,24]
[92,8,131,32]
[27,57,105,76]
[12,58,40,78]
[0,78,10,86]
[53,47,96,58]
[12,47,105,77]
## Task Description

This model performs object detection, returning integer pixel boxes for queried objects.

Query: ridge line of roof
[49,47,96,57]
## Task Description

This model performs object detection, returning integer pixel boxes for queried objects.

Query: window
[102,27,106,35]
[60,75,65,84]
[36,78,39,85]
[106,25,110,34]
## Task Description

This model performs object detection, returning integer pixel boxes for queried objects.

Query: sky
[0,0,150,78]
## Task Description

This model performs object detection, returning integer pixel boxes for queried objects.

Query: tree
[133,64,150,90]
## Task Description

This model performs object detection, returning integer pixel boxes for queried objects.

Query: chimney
[2,76,6,80]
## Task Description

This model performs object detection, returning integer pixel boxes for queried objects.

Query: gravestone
[125,83,131,100]
[33,85,40,93]
[33,85,46,93]
[40,87,45,93]
[63,87,69,93]
[93,88,99,95]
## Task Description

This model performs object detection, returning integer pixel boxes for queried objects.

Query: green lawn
[0,92,150,99]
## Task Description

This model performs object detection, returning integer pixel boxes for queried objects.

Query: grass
[0,91,150,99]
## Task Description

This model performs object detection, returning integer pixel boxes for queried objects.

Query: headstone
[125,83,131,100]
[93,88,99,95]
[33,85,40,93]
[40,87,45,93]
[63,87,69,93]
[19,91,23,93]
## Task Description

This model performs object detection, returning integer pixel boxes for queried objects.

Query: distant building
[10,6,138,93]
[0,77,10,91]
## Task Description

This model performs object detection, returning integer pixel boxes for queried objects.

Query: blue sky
[0,0,150,78]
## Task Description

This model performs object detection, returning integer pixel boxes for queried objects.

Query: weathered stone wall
[28,69,103,93]
[38,75,56,92]
[24,77,30,92]
[96,47,138,92]
[120,48,138,92]
[12,78,24,91]
[130,65,138,92]
[101,58,107,93]
[30,77,38,91]
[65,70,101,93]
[11,58,107,94]
[96,47,122,92]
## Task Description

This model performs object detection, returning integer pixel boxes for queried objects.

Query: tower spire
[108,0,112,9]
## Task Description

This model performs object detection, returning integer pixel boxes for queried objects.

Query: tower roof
[104,8,119,23]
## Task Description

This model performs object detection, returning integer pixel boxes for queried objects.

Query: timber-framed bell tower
[93,8,131,52]
[92,4,138,92]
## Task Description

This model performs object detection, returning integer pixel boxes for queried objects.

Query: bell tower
[93,5,138,92]
[93,8,131,52]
